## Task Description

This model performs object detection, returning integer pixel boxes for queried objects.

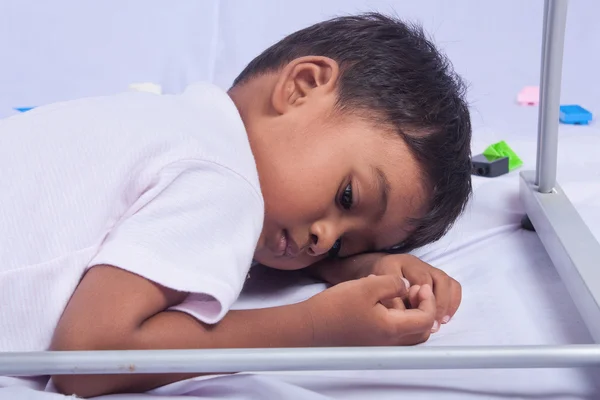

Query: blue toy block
[14,107,35,113]
[559,105,592,125]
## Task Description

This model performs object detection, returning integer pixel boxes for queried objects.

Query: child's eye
[340,183,353,210]
[328,238,342,258]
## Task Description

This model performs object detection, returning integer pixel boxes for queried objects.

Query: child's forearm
[306,253,386,285]
[52,302,315,397]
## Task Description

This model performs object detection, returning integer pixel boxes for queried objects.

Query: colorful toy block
[471,154,509,178]
[483,140,523,171]
[517,86,539,106]
[559,105,592,125]
[14,107,35,112]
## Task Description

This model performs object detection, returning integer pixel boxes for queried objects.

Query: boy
[0,13,471,396]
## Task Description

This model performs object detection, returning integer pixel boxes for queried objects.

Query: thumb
[415,284,436,314]
[363,274,409,303]
[400,283,437,334]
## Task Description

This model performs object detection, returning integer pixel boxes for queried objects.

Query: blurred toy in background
[559,105,592,125]
[128,82,162,95]
[483,140,523,171]
[471,154,509,178]
[517,86,539,106]
[14,107,35,112]
[471,140,523,178]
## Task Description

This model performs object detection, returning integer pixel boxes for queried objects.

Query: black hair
[233,12,472,253]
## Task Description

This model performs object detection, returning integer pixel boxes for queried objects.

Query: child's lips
[275,230,300,258]
[284,236,300,257]
[275,230,288,256]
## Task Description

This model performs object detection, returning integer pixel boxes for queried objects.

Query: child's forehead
[370,208,424,250]
[355,147,430,252]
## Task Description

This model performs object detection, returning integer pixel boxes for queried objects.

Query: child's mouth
[276,230,288,257]
[276,230,299,258]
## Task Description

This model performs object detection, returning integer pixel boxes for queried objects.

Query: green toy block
[482,140,523,171]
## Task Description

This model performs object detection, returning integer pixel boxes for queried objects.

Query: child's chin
[254,256,309,271]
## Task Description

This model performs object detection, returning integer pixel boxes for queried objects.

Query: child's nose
[308,223,338,257]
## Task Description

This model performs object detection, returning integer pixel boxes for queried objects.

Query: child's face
[231,57,430,270]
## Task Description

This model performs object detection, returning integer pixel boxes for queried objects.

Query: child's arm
[51,264,436,397]
[306,253,462,325]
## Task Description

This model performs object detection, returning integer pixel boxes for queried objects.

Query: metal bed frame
[2,0,600,379]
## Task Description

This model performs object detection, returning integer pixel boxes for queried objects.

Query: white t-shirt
[0,82,264,352]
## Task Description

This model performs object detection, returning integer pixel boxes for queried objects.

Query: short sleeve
[89,160,264,324]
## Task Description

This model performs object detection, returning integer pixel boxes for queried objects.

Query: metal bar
[535,0,568,192]
[520,171,600,343]
[535,0,549,184]
[2,345,600,376]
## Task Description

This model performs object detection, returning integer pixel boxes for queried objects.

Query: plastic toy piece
[517,86,540,106]
[471,154,509,178]
[559,105,592,125]
[482,140,523,171]
[14,107,35,112]
[128,82,162,95]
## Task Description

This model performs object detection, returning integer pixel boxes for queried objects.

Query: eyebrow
[372,166,390,223]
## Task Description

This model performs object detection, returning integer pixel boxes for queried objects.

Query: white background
[1,0,598,129]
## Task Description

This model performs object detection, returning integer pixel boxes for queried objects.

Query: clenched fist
[305,274,436,347]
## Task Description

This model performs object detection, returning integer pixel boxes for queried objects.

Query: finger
[431,270,451,324]
[372,274,410,294]
[381,297,406,310]
[398,284,437,334]
[408,285,421,309]
[391,297,406,311]
[443,279,463,324]
[364,274,409,303]
[381,298,393,309]
[403,268,433,287]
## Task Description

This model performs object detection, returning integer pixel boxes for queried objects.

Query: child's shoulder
[2,82,259,193]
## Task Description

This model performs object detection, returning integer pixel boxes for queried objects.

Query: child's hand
[371,254,461,330]
[306,274,436,346]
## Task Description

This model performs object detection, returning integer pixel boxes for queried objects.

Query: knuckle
[420,330,432,343]
[426,273,434,285]
[455,281,463,304]
[436,269,449,280]
[455,280,463,294]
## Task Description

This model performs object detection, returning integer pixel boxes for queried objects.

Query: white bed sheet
[2,0,600,399]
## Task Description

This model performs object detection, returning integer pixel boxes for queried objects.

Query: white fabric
[0,82,264,353]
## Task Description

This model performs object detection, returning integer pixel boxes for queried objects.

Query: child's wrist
[306,253,388,285]
[346,253,387,280]
[303,294,337,347]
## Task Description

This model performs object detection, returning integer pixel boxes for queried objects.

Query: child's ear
[271,56,339,115]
